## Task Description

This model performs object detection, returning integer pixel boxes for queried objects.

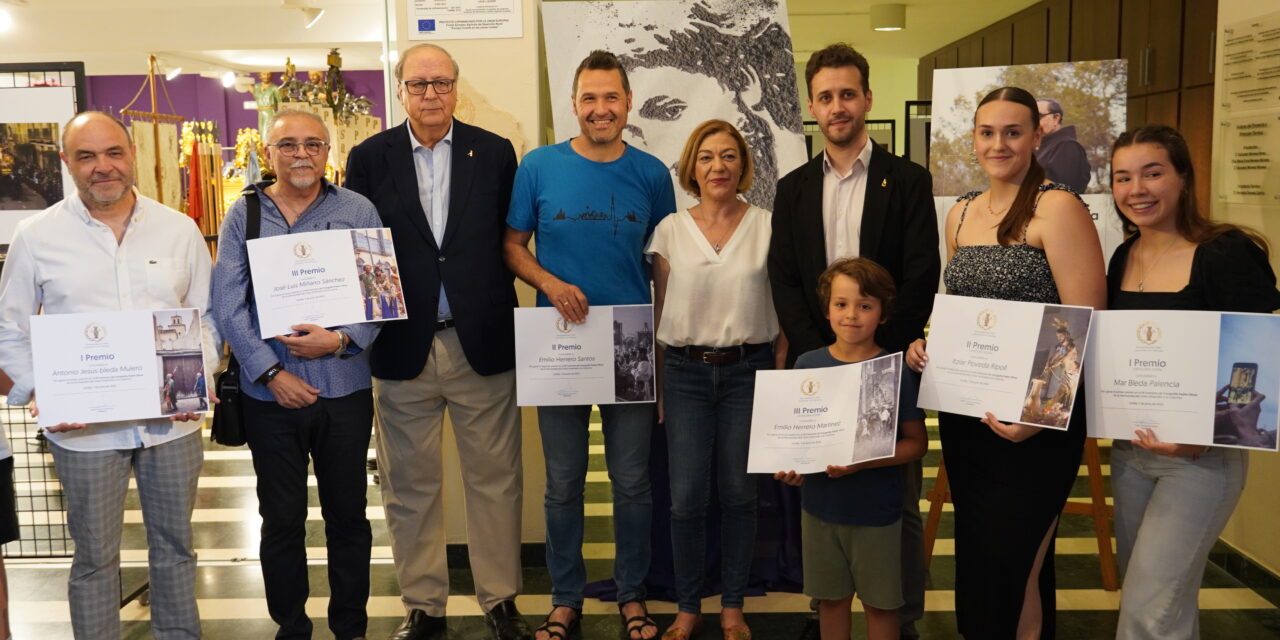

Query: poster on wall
[407,0,523,40]
[0,86,77,244]
[541,0,808,212]
[1220,10,1280,115]
[1219,114,1280,205]
[929,61,1128,272]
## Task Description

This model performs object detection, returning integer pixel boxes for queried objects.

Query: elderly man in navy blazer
[344,43,530,640]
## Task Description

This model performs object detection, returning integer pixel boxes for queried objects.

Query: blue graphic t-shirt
[507,140,676,306]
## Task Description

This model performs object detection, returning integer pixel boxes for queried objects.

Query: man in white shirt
[0,112,219,640]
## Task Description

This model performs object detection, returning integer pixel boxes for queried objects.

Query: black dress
[939,185,1087,639]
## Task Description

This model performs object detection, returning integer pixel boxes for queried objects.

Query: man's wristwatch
[332,330,348,356]
[257,363,284,386]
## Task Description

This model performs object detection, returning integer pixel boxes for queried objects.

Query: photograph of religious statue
[1020,305,1093,429]
[854,353,900,464]
[612,305,656,403]
[351,228,406,322]
[542,0,808,211]
[0,122,63,211]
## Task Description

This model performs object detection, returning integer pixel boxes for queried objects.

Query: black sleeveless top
[943,183,1082,304]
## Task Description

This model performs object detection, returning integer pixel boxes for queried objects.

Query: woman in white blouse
[648,119,784,640]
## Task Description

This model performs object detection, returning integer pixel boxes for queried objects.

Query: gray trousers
[51,430,203,640]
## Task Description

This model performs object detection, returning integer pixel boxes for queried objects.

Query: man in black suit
[769,43,939,640]
[344,43,531,640]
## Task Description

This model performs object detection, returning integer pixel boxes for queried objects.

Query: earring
[969,151,978,163]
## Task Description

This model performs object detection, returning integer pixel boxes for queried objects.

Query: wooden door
[1181,0,1217,88]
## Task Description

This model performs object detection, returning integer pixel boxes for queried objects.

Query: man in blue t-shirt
[503,49,676,640]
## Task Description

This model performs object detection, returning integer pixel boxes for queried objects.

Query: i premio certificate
[1085,310,1280,451]
[30,308,208,427]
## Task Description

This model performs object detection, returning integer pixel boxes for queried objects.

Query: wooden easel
[923,437,1119,591]
[121,55,183,206]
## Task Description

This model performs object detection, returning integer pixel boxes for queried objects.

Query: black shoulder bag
[210,185,264,447]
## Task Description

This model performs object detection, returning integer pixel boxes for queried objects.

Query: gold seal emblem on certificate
[976,309,998,331]
[83,323,107,342]
[1136,321,1161,345]
[292,242,313,259]
[554,316,572,335]
[800,378,821,397]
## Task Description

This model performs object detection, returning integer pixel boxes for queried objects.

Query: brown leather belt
[670,343,770,364]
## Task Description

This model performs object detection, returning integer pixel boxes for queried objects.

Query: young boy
[774,257,928,640]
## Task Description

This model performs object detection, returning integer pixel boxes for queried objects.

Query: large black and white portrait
[542,0,808,210]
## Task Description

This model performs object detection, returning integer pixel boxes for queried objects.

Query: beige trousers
[374,327,523,615]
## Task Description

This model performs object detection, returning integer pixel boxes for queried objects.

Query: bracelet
[332,330,348,356]
[257,363,284,385]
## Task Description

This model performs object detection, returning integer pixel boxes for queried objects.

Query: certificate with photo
[918,294,1094,430]
[514,305,656,406]
[1085,310,1280,451]
[747,352,902,474]
[30,308,210,427]
[247,228,405,338]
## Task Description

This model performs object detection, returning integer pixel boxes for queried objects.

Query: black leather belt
[435,318,456,331]
[670,342,770,364]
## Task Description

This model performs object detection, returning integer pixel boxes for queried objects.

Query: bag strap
[228,181,272,372]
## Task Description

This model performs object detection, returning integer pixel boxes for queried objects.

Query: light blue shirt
[408,119,454,320]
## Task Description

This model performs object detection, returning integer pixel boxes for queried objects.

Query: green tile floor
[7,415,1280,639]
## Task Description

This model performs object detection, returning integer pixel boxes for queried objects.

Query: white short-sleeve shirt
[646,205,779,348]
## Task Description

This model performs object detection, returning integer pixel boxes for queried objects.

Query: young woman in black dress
[906,87,1106,639]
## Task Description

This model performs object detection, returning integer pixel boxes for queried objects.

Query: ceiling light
[165,66,183,81]
[303,7,325,28]
[870,4,905,31]
[0,8,13,33]
[221,71,237,88]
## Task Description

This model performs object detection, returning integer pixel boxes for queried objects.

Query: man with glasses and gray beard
[212,109,383,640]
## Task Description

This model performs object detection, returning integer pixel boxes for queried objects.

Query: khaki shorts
[801,509,904,610]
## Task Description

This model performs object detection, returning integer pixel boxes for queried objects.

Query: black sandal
[536,606,581,640]
[618,600,657,640]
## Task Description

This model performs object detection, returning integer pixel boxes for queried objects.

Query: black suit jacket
[344,119,518,379]
[769,143,940,366]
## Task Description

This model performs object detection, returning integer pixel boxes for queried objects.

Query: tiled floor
[7,415,1280,639]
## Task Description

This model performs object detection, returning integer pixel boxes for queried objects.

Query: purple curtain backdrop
[85,70,386,148]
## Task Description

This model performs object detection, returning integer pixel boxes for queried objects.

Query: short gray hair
[394,44,460,81]
[268,109,329,142]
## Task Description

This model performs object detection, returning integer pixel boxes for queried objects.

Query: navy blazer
[768,143,940,366]
[344,119,519,378]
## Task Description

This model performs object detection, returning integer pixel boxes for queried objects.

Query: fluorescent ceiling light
[303,7,325,29]
[870,4,905,31]
[0,8,13,33]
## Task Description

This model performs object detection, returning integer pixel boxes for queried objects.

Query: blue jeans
[1111,441,1247,640]
[539,402,654,609]
[664,345,770,613]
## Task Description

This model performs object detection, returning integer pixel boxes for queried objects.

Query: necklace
[692,206,743,253]
[986,193,1011,217]
[1136,234,1180,292]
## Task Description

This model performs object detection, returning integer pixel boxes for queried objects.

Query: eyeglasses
[267,140,329,156]
[401,78,456,95]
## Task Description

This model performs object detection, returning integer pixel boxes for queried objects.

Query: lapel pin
[881,178,887,187]
[468,149,474,157]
